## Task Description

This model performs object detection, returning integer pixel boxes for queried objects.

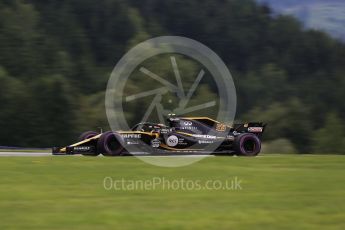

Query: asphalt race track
[0,152,215,157]
[0,152,52,157]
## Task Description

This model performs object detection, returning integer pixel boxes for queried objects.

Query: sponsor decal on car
[182,121,193,126]
[151,139,161,148]
[127,141,139,145]
[198,140,214,144]
[74,146,91,151]
[169,117,180,121]
[160,128,171,134]
[192,134,217,139]
[177,137,188,146]
[248,127,263,133]
[166,135,179,147]
[216,123,226,132]
[226,135,235,140]
[180,126,198,130]
[121,134,142,138]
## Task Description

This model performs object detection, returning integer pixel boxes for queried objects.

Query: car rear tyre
[97,131,124,156]
[234,133,261,156]
[79,131,99,141]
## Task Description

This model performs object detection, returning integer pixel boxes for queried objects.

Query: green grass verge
[0,155,344,229]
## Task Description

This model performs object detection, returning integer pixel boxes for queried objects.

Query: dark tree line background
[0,0,344,153]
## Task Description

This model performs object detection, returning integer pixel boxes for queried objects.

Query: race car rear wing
[232,122,266,136]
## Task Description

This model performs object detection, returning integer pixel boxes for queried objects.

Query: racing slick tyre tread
[79,131,99,142]
[234,133,261,156]
[97,131,124,156]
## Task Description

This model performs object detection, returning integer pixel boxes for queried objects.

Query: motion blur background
[0,0,344,153]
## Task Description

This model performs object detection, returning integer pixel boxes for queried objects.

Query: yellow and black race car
[52,116,266,156]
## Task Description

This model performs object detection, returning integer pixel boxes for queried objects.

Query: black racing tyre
[97,131,124,156]
[79,131,99,141]
[234,133,261,156]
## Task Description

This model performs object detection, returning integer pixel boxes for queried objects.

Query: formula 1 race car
[52,116,266,156]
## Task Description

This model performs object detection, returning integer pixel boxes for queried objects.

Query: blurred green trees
[0,0,344,153]
[313,113,345,154]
